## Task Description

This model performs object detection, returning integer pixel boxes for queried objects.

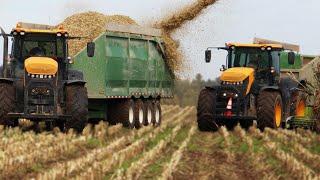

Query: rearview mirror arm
[206,47,228,51]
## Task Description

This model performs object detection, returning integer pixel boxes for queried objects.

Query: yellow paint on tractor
[275,100,282,128]
[296,99,306,117]
[226,43,283,49]
[220,67,255,95]
[25,57,58,75]
[13,22,67,34]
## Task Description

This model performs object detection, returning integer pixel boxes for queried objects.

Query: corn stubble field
[0,105,319,180]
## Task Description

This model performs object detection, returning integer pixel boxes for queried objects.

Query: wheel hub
[139,108,144,124]
[147,107,152,124]
[155,108,160,124]
[129,107,134,124]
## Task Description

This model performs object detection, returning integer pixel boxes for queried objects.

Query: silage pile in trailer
[59,0,218,76]
[157,0,219,74]
[58,11,137,56]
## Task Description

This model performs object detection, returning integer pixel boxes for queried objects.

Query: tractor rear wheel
[292,91,307,117]
[257,91,282,130]
[197,88,218,131]
[66,84,88,133]
[0,82,15,126]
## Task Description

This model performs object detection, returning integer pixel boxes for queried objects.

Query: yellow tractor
[0,22,92,132]
[197,41,305,131]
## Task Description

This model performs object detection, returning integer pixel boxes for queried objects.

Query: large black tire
[197,88,218,131]
[118,99,135,129]
[314,119,320,134]
[144,100,153,126]
[257,91,283,130]
[153,100,162,127]
[134,99,145,129]
[65,85,88,133]
[0,82,15,126]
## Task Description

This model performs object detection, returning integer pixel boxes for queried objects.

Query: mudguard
[68,70,84,80]
[65,80,86,86]
[66,70,86,86]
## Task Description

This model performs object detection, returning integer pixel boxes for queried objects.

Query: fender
[259,86,279,93]
[0,78,14,84]
[65,80,86,86]
[205,86,216,90]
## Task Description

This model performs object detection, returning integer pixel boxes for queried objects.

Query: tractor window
[271,51,280,73]
[16,34,65,60]
[231,48,269,69]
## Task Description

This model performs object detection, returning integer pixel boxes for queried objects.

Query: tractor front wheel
[0,82,15,126]
[257,91,283,130]
[197,88,219,131]
[65,84,88,133]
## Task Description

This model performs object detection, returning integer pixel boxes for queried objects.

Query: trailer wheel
[144,100,153,126]
[153,100,162,127]
[134,99,145,129]
[197,88,218,131]
[118,99,135,129]
[65,84,88,133]
[257,91,282,130]
[0,82,15,126]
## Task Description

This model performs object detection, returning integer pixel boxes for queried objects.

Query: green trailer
[70,24,174,128]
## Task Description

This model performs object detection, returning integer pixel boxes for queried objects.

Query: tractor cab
[206,43,296,96]
[9,22,69,79]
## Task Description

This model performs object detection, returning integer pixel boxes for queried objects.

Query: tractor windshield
[13,34,66,60]
[230,48,269,69]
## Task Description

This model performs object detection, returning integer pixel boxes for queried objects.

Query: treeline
[164,74,219,107]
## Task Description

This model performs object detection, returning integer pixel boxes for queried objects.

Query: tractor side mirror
[205,50,211,63]
[87,42,95,57]
[288,52,295,65]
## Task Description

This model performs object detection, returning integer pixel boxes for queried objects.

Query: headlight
[57,33,62,37]
[223,93,227,97]
[20,32,25,35]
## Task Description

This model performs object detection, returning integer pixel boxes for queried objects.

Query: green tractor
[197,39,315,131]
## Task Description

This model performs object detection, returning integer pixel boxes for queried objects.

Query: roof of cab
[11,22,67,34]
[226,43,283,49]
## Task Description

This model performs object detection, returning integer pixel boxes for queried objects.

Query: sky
[1,0,319,79]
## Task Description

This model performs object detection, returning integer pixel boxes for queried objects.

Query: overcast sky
[1,0,319,79]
